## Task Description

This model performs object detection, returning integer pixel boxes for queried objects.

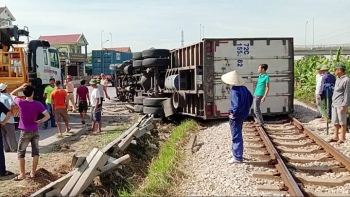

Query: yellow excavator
[0,18,61,122]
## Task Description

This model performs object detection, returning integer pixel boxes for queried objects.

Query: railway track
[244,115,350,197]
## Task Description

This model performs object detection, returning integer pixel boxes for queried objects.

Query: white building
[0,6,16,25]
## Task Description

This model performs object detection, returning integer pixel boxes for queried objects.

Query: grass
[98,125,131,148]
[118,119,198,197]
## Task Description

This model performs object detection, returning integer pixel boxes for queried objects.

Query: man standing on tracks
[320,65,336,122]
[65,75,77,112]
[315,65,324,119]
[0,94,13,177]
[43,78,57,130]
[0,83,18,152]
[51,81,71,135]
[329,63,350,144]
[221,70,253,163]
[253,64,270,127]
[10,83,50,180]
[89,79,102,133]
[76,79,90,125]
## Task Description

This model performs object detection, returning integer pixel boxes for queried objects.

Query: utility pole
[200,24,202,40]
[181,29,184,47]
[109,32,113,48]
[202,25,204,39]
[305,21,308,47]
[312,18,315,48]
[100,30,104,49]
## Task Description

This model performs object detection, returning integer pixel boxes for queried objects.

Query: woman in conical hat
[221,70,253,163]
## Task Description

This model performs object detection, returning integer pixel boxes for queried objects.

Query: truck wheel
[134,105,144,113]
[143,106,164,115]
[132,52,143,60]
[142,49,170,58]
[134,96,145,104]
[142,58,170,68]
[143,98,167,107]
[123,65,134,75]
[133,60,143,68]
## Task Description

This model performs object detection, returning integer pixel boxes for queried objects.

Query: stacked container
[91,50,132,75]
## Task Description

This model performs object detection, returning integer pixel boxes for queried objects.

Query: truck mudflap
[162,98,175,117]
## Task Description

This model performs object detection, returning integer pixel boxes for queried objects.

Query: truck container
[91,50,132,75]
[162,37,294,119]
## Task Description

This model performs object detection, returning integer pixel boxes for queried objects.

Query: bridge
[294,44,350,56]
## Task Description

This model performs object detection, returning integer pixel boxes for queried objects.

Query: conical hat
[221,70,245,86]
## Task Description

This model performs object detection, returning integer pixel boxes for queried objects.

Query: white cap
[0,83,7,91]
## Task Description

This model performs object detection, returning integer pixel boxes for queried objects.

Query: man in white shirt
[315,65,323,118]
[89,79,102,133]
[0,84,18,152]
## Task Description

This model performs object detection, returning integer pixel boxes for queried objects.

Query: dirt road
[0,86,137,196]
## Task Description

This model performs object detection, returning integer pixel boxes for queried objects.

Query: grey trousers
[315,96,322,116]
[1,123,18,152]
[253,96,264,125]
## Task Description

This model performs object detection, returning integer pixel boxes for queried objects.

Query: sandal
[337,140,345,145]
[13,175,25,181]
[26,172,35,179]
[328,138,339,143]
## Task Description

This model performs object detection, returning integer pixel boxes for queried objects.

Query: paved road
[4,86,120,172]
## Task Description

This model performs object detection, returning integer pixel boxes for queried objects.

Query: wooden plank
[29,170,77,197]
[45,188,62,197]
[60,148,99,196]
[135,123,154,138]
[71,154,87,168]
[69,150,110,196]
[100,155,132,174]
[118,127,140,152]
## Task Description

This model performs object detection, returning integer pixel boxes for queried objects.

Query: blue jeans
[44,104,56,127]
[229,118,244,162]
[0,131,6,175]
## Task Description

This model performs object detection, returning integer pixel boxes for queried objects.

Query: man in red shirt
[75,80,90,124]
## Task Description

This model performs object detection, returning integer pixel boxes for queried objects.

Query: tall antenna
[181,29,184,47]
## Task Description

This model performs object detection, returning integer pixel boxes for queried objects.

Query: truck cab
[0,23,61,119]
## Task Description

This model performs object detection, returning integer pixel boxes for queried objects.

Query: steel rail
[291,116,350,171]
[253,118,305,197]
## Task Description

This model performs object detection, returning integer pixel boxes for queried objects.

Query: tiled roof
[105,47,131,53]
[38,34,83,45]
[0,7,5,14]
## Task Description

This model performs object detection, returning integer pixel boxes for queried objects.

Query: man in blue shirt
[320,65,336,121]
[221,70,253,163]
[0,83,18,152]
[253,64,270,126]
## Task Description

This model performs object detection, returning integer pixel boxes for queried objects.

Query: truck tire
[134,96,145,104]
[142,49,170,58]
[143,98,167,107]
[134,105,144,113]
[116,63,124,70]
[132,52,143,60]
[142,58,170,68]
[123,65,134,75]
[143,106,164,115]
[133,60,143,68]
[122,60,132,67]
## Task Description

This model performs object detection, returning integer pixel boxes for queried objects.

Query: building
[104,47,132,53]
[0,6,16,25]
[38,33,89,77]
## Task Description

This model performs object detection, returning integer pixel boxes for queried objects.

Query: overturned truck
[121,37,295,120]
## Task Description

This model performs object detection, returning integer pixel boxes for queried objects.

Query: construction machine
[0,18,61,121]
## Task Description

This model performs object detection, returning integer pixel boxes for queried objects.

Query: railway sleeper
[265,126,296,131]
[266,131,300,135]
[273,141,314,147]
[278,146,323,154]
[269,134,307,141]
[295,174,350,186]
[244,138,262,142]
[304,189,350,197]
[284,155,332,163]
[252,171,281,180]
[255,185,289,194]
[286,164,343,173]
[243,132,260,137]
[245,144,265,149]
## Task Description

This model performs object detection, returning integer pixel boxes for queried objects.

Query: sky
[3,0,350,53]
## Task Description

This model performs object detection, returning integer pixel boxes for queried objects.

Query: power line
[315,31,350,42]
[181,29,184,47]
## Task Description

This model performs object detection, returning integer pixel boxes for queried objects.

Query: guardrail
[30,114,155,197]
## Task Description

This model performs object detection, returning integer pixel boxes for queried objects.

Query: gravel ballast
[176,99,350,196]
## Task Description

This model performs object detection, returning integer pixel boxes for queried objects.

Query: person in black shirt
[0,102,13,177]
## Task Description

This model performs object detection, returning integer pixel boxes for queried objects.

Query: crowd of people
[314,62,350,144]
[0,73,110,180]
